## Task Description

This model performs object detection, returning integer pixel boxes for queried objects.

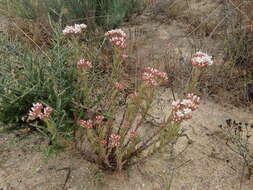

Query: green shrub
[0,33,77,129]
[0,25,123,129]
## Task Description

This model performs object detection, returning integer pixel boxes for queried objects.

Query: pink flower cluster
[130,130,137,140]
[114,82,125,91]
[110,134,121,147]
[79,115,104,129]
[105,29,127,49]
[28,103,53,120]
[79,119,93,129]
[171,93,200,121]
[191,51,213,67]
[142,67,168,87]
[63,24,87,35]
[94,115,104,125]
[77,59,92,69]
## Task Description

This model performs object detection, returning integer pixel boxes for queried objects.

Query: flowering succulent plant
[27,103,66,145]
[187,51,213,93]
[75,62,199,170]
[24,26,203,171]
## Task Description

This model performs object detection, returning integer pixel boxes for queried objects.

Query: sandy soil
[0,91,252,190]
[1,0,253,189]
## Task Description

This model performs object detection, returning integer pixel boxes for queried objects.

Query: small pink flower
[77,59,92,69]
[155,71,168,81]
[130,130,137,140]
[122,121,130,127]
[145,67,159,73]
[187,93,200,105]
[121,54,128,61]
[95,115,104,125]
[171,100,181,111]
[114,82,125,91]
[142,67,168,87]
[79,120,93,129]
[144,67,168,81]
[109,37,127,49]
[28,103,43,119]
[39,107,53,119]
[142,72,154,81]
[141,72,158,87]
[110,134,121,148]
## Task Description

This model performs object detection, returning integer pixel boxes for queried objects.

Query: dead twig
[56,167,71,190]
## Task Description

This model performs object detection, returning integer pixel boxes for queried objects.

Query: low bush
[0,27,90,127]
[1,22,213,170]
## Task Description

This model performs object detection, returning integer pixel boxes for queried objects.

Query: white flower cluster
[28,103,53,120]
[63,24,87,35]
[105,29,127,49]
[105,29,126,38]
[191,51,213,67]
[171,93,200,122]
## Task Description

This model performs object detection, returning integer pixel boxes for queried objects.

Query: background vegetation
[0,0,144,46]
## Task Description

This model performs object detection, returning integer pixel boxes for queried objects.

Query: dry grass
[154,0,253,106]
